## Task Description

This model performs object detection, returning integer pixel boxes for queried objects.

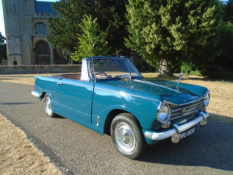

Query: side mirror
[177,72,183,85]
[121,75,131,83]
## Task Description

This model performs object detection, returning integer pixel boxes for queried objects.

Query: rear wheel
[44,93,55,117]
[110,113,147,159]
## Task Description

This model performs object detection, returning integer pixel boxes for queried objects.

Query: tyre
[44,93,55,117]
[110,113,147,159]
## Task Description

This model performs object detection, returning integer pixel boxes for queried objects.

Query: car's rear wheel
[110,113,147,159]
[44,93,55,117]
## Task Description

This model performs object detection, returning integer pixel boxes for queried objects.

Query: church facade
[2,0,68,65]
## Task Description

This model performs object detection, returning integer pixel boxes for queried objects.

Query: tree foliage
[71,15,111,61]
[125,0,222,75]
[0,32,6,64]
[48,0,129,60]
[215,22,233,67]
[223,0,233,23]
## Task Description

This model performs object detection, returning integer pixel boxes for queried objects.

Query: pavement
[0,81,233,175]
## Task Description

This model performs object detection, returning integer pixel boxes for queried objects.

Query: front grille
[170,99,205,120]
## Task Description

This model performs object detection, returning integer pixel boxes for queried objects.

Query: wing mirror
[177,73,183,85]
[121,75,131,83]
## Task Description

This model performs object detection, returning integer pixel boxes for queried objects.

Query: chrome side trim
[144,112,209,140]
[134,79,181,93]
[94,87,161,102]
[31,91,41,97]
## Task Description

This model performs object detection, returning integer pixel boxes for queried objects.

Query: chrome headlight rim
[204,91,211,107]
[157,103,171,123]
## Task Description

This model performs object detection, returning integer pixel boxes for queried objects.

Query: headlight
[204,92,210,107]
[158,103,171,123]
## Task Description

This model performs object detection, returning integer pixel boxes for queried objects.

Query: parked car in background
[32,56,210,159]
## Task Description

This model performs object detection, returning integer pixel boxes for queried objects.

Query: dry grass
[0,74,61,85]
[0,114,63,175]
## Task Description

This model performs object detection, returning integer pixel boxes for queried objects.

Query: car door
[54,78,94,123]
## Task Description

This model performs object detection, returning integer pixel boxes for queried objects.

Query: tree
[214,22,233,70]
[0,32,6,65]
[48,0,129,61]
[223,0,233,23]
[71,15,111,61]
[125,0,222,76]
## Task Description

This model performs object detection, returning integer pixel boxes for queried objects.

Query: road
[0,81,233,175]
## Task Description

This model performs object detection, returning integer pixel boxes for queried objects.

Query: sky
[0,0,230,38]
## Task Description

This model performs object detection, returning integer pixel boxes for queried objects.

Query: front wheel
[110,113,147,159]
[44,93,55,117]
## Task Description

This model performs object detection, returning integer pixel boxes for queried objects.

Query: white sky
[0,0,229,37]
[0,0,58,37]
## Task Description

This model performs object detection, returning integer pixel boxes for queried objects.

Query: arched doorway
[35,41,50,65]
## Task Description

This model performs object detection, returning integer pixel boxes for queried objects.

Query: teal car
[31,56,210,159]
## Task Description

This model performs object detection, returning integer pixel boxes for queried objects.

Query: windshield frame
[88,58,143,81]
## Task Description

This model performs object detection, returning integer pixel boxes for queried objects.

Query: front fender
[92,105,144,129]
[92,87,161,130]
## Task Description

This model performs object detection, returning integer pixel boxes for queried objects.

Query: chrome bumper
[31,91,41,98]
[144,112,209,141]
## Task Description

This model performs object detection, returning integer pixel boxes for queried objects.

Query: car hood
[98,79,207,105]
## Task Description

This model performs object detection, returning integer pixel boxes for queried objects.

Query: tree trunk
[158,57,173,77]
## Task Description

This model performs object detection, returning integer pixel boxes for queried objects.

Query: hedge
[190,70,233,80]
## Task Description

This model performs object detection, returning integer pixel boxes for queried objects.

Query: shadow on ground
[210,113,233,125]
[140,116,233,172]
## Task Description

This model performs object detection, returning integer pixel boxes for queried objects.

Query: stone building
[2,0,68,65]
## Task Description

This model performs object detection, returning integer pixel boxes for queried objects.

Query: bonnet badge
[182,108,186,114]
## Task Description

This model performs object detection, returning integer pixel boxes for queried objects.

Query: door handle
[57,82,63,86]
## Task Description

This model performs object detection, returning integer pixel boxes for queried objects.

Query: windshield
[91,59,142,79]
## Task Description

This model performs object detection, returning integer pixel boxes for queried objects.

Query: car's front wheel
[44,93,55,117]
[110,113,147,159]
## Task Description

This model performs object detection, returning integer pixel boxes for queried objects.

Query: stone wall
[0,65,81,74]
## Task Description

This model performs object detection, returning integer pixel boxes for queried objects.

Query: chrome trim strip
[144,112,210,140]
[31,91,41,97]
[94,87,161,102]
[165,97,204,106]
[134,79,181,93]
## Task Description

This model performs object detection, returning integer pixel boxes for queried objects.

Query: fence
[0,65,81,74]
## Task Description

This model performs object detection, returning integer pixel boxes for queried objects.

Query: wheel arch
[104,109,142,135]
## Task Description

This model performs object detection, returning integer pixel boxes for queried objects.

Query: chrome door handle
[57,82,63,86]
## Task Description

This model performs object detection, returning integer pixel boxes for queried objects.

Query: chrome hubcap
[115,122,136,153]
[45,96,52,115]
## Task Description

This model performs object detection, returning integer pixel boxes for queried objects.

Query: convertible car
[31,56,210,159]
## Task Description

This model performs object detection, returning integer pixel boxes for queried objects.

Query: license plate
[180,126,196,140]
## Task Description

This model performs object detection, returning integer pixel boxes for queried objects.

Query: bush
[190,70,233,80]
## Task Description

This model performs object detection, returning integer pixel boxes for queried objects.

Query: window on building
[35,23,47,35]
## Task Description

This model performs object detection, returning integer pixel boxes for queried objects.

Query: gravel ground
[0,81,233,175]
